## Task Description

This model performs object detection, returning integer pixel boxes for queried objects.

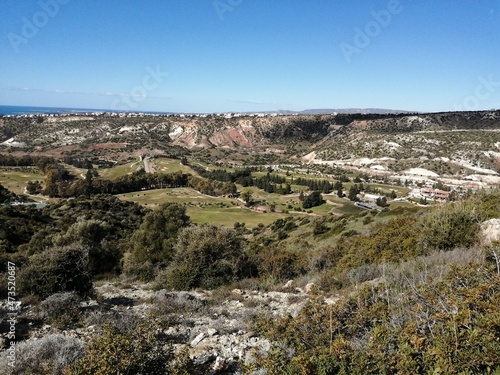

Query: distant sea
[0,105,109,116]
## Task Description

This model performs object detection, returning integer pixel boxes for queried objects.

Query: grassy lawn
[367,183,410,196]
[187,206,297,227]
[62,163,87,179]
[152,158,197,174]
[117,187,303,227]
[118,187,235,206]
[0,167,44,195]
[97,161,141,180]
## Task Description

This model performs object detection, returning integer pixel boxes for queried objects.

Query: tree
[53,218,120,275]
[303,191,324,209]
[126,203,190,280]
[157,225,249,290]
[348,185,360,201]
[376,197,388,207]
[240,189,253,206]
[84,168,97,195]
[26,180,43,195]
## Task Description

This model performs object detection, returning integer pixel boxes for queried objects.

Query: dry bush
[383,246,484,294]
[0,335,84,375]
[84,309,142,334]
[151,291,207,317]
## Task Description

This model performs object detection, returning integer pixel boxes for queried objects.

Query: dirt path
[23,186,50,202]
[143,156,154,173]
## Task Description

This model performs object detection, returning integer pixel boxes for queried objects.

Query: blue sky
[0,0,499,113]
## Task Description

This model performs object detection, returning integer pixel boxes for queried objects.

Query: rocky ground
[1,281,333,373]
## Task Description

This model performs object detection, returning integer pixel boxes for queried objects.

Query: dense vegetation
[1,167,499,374]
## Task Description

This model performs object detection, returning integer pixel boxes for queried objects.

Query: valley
[1,110,499,374]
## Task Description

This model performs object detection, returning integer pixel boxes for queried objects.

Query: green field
[116,185,380,226]
[152,158,197,174]
[117,187,306,227]
[0,167,44,196]
[97,160,142,180]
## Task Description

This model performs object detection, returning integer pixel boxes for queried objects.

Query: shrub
[18,244,93,299]
[40,292,82,329]
[157,225,250,290]
[0,334,84,375]
[257,246,307,281]
[418,201,480,251]
[151,291,206,316]
[255,263,500,375]
[68,323,196,375]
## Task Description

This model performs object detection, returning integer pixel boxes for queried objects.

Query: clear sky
[0,0,499,113]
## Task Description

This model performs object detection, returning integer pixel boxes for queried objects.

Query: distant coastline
[0,105,416,116]
[0,105,110,116]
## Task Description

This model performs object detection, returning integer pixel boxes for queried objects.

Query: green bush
[125,203,190,281]
[18,244,93,299]
[40,292,82,329]
[418,201,480,251]
[303,191,324,209]
[255,263,500,375]
[68,323,196,375]
[156,225,249,290]
[257,246,307,281]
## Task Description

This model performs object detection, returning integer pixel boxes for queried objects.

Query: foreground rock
[1,282,315,373]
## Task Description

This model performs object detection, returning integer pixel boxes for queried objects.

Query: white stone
[191,332,206,346]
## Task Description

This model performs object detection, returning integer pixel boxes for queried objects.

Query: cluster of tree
[43,168,191,198]
[0,153,56,169]
[190,165,293,194]
[302,190,325,209]
[61,156,93,169]
[253,173,289,194]
[0,199,49,256]
[0,182,20,203]
[124,203,251,288]
[40,162,250,198]
[189,164,255,184]
[295,177,337,193]
[1,195,147,298]
[26,180,43,195]
[188,175,237,197]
